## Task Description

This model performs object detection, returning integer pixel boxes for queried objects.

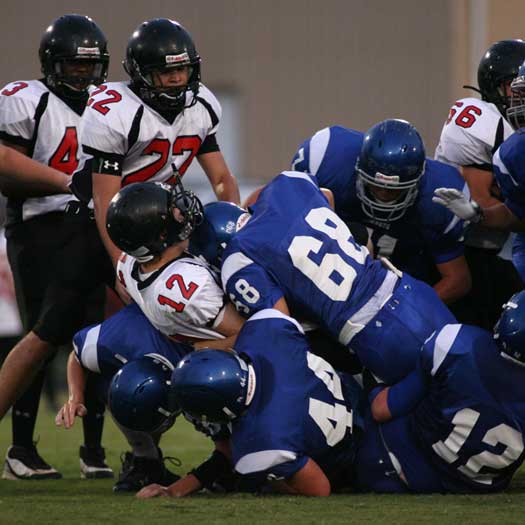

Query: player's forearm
[93,174,123,266]
[482,203,525,232]
[213,171,240,204]
[434,258,472,304]
[0,145,71,196]
[371,369,427,422]
[165,473,203,497]
[193,335,236,351]
[67,352,87,404]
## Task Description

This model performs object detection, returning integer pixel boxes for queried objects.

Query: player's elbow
[436,257,472,304]
[371,389,392,422]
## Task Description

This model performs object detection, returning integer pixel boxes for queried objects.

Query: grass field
[0,403,524,525]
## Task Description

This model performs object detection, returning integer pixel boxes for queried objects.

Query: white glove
[432,188,483,222]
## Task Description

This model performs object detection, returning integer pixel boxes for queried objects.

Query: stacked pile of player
[0,13,525,498]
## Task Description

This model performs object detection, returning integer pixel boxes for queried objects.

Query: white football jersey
[116,252,226,340]
[0,80,86,222]
[80,81,221,184]
[435,97,514,251]
[435,97,513,168]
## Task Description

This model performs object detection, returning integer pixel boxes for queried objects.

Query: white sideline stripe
[81,324,101,373]
[235,449,298,475]
[221,252,256,289]
[431,324,462,376]
[280,170,318,188]
[248,309,305,334]
[308,127,331,176]
[338,271,399,345]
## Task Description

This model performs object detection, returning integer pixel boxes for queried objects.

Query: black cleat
[2,445,62,480]
[79,445,114,479]
[113,451,180,493]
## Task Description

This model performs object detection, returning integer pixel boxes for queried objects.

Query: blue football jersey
[73,303,192,380]
[222,170,456,383]
[231,309,363,482]
[291,126,466,281]
[493,130,525,220]
[383,324,525,493]
[222,170,388,339]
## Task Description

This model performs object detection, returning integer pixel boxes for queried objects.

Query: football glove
[432,188,483,223]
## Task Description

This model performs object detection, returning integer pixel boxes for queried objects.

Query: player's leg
[53,208,116,478]
[112,423,180,493]
[0,214,65,478]
[73,303,190,485]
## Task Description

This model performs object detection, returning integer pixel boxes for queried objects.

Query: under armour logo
[103,160,119,171]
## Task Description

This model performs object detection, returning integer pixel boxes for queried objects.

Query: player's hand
[432,188,483,222]
[55,399,87,429]
[136,483,169,499]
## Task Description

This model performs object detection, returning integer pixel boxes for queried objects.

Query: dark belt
[64,200,95,220]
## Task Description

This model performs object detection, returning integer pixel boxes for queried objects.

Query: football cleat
[2,445,62,480]
[113,452,180,493]
[79,445,114,479]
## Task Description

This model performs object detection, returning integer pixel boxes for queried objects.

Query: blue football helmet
[355,119,425,222]
[108,355,178,432]
[170,349,253,423]
[494,290,525,366]
[508,60,525,129]
[189,201,250,269]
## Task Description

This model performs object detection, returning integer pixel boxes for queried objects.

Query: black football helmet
[123,18,201,112]
[39,14,109,99]
[106,179,203,262]
[476,39,525,115]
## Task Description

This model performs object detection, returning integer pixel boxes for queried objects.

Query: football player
[56,180,244,492]
[289,120,470,304]
[434,39,525,328]
[193,173,455,384]
[366,291,525,493]
[56,304,191,492]
[75,18,240,270]
[105,180,244,350]
[169,308,365,497]
[0,14,113,480]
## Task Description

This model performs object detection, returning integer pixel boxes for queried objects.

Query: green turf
[0,403,524,525]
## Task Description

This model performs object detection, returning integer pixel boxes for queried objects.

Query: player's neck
[139,241,188,273]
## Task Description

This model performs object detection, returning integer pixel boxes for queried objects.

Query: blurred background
[0,0,523,400]
[0,0,523,198]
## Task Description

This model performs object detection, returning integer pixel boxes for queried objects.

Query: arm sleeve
[197,133,220,155]
[221,255,284,317]
[386,367,428,418]
[72,325,101,374]
[0,90,37,146]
